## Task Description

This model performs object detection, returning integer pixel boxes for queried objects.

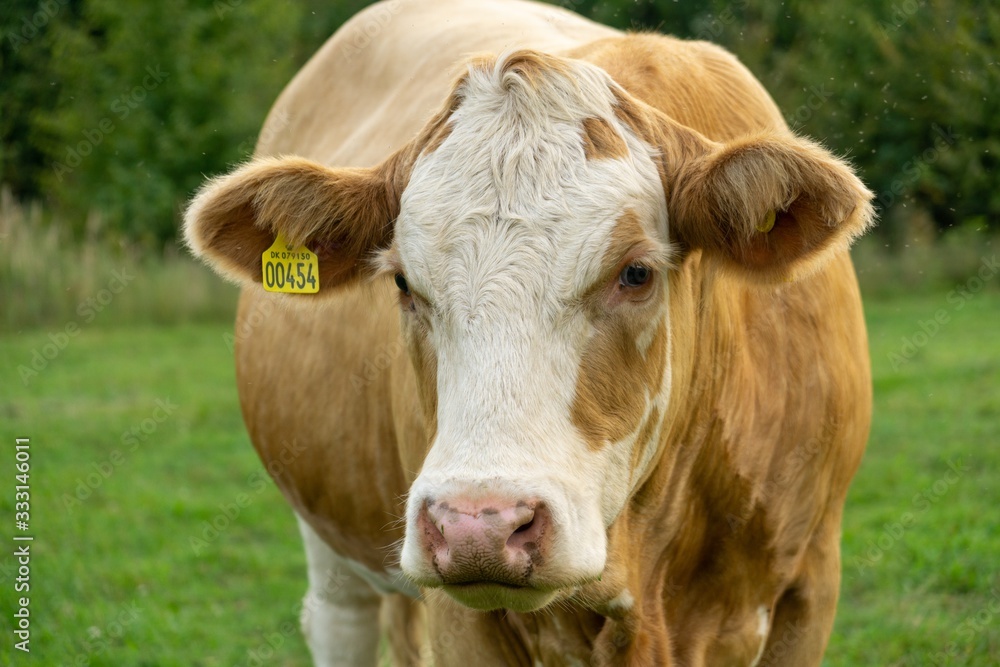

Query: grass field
[1,283,998,665]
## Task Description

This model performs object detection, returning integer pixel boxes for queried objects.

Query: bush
[558,0,999,238]
[1,0,370,246]
[1,0,996,245]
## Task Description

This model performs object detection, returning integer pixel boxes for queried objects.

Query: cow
[183,0,875,664]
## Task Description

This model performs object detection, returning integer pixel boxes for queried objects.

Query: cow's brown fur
[582,116,630,161]
[185,1,873,664]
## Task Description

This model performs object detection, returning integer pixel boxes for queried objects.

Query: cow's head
[185,51,873,612]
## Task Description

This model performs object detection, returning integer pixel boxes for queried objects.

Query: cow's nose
[418,498,548,585]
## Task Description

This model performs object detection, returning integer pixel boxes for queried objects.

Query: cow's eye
[394,273,410,296]
[619,264,651,288]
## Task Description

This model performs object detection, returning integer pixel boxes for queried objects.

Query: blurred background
[2,0,998,328]
[0,0,1000,328]
[1,1,997,665]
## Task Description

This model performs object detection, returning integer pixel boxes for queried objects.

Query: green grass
[0,288,997,665]
[0,325,311,666]
[831,288,1000,666]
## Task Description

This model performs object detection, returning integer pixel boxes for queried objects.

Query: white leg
[297,514,382,666]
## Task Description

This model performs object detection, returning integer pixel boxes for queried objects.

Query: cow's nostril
[419,503,448,553]
[507,504,546,552]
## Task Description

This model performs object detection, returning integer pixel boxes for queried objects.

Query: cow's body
[188,1,873,664]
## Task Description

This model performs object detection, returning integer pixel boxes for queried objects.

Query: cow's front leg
[297,514,382,666]
[756,517,843,666]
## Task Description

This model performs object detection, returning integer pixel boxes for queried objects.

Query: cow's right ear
[184,155,405,292]
[612,87,874,282]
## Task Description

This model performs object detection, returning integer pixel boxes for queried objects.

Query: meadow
[3,0,998,663]
[1,219,998,665]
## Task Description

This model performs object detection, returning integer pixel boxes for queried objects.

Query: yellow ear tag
[756,210,776,234]
[261,233,319,293]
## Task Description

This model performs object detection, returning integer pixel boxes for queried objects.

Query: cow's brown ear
[184,155,405,293]
[669,133,875,281]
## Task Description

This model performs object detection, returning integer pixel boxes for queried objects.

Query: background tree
[1,0,997,246]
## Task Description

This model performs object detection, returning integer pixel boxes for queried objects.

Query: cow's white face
[391,54,673,610]
[184,46,874,617]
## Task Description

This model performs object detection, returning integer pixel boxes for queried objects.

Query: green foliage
[0,0,79,201]
[1,0,997,245]
[758,0,999,240]
[1,0,368,245]
[559,0,1000,238]
[32,0,304,243]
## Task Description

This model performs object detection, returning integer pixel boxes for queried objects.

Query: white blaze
[397,52,670,589]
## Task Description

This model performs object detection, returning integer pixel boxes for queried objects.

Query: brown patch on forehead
[572,318,668,450]
[582,116,629,161]
[611,86,715,205]
[579,210,668,309]
[605,210,647,263]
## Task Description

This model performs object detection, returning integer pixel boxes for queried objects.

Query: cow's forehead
[394,52,668,317]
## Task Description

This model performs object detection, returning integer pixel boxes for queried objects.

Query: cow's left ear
[669,133,875,281]
[183,155,405,293]
[184,84,458,295]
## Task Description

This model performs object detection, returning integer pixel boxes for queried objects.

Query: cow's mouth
[441,582,558,612]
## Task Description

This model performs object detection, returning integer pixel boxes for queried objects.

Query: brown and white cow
[184,0,875,664]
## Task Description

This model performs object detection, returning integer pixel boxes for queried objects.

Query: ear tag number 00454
[262,233,319,293]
